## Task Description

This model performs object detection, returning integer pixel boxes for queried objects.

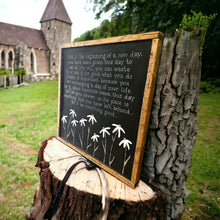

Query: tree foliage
[179,11,217,55]
[74,16,129,42]
[78,0,220,79]
[14,68,27,75]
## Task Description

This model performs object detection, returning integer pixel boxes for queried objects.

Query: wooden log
[26,137,166,220]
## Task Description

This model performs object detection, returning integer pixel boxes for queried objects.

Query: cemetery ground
[0,81,219,219]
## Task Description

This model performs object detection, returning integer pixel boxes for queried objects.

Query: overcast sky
[0,0,111,41]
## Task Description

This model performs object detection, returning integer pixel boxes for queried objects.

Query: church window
[30,52,34,72]
[8,51,13,68]
[1,50,5,67]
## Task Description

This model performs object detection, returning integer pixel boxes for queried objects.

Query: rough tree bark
[141,32,202,219]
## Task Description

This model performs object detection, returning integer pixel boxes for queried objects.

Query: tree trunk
[26,137,166,220]
[141,32,202,219]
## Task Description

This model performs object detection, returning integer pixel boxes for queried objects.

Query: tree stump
[26,137,166,220]
[141,32,202,219]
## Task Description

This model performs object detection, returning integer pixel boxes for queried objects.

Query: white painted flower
[87,114,97,125]
[69,109,77,117]
[79,118,87,126]
[119,138,132,150]
[112,124,125,138]
[100,127,110,138]
[91,133,100,142]
[71,119,78,126]
[61,115,67,124]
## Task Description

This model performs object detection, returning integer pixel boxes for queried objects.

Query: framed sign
[57,32,163,187]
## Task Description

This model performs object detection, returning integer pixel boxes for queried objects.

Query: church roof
[0,22,49,50]
[40,0,72,24]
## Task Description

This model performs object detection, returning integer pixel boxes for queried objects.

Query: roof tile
[40,0,72,24]
[0,22,49,50]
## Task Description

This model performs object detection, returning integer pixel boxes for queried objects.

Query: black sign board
[58,32,163,187]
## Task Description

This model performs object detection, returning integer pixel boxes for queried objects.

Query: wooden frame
[57,32,163,187]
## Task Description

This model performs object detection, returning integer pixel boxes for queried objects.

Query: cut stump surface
[26,137,166,219]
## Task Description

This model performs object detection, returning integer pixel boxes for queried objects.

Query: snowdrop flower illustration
[71,119,78,127]
[91,133,99,142]
[91,133,100,156]
[100,127,110,163]
[61,115,68,137]
[79,118,87,149]
[79,118,87,126]
[69,109,77,118]
[100,127,110,138]
[87,114,97,125]
[112,124,125,138]
[119,138,132,150]
[119,138,132,175]
[86,114,97,150]
[109,124,125,166]
[61,115,67,124]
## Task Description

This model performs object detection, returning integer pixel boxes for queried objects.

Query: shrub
[18,68,27,75]
[200,80,220,93]
[0,69,12,75]
[14,68,27,75]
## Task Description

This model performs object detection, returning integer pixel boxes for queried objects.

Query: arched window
[1,50,5,68]
[30,51,37,74]
[30,52,34,72]
[8,51,13,68]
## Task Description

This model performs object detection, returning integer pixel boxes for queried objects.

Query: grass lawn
[182,93,220,219]
[0,81,219,219]
[0,81,58,219]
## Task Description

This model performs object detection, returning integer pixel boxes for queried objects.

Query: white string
[96,167,109,220]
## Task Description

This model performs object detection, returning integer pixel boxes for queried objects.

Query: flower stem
[71,128,75,144]
[93,142,96,156]
[62,123,66,138]
[82,127,84,149]
[109,134,117,166]
[86,126,91,151]
[93,143,99,157]
[102,139,106,163]
[66,117,71,138]
[122,148,130,175]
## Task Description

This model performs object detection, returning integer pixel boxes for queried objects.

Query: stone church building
[0,0,72,77]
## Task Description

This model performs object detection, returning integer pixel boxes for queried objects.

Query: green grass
[0,81,58,219]
[0,81,219,219]
[182,93,220,219]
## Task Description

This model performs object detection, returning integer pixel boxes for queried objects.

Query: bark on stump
[26,137,166,220]
[141,32,202,219]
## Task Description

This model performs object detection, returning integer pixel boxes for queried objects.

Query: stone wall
[0,74,56,88]
[0,44,50,74]
[34,48,50,73]
[41,20,71,75]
